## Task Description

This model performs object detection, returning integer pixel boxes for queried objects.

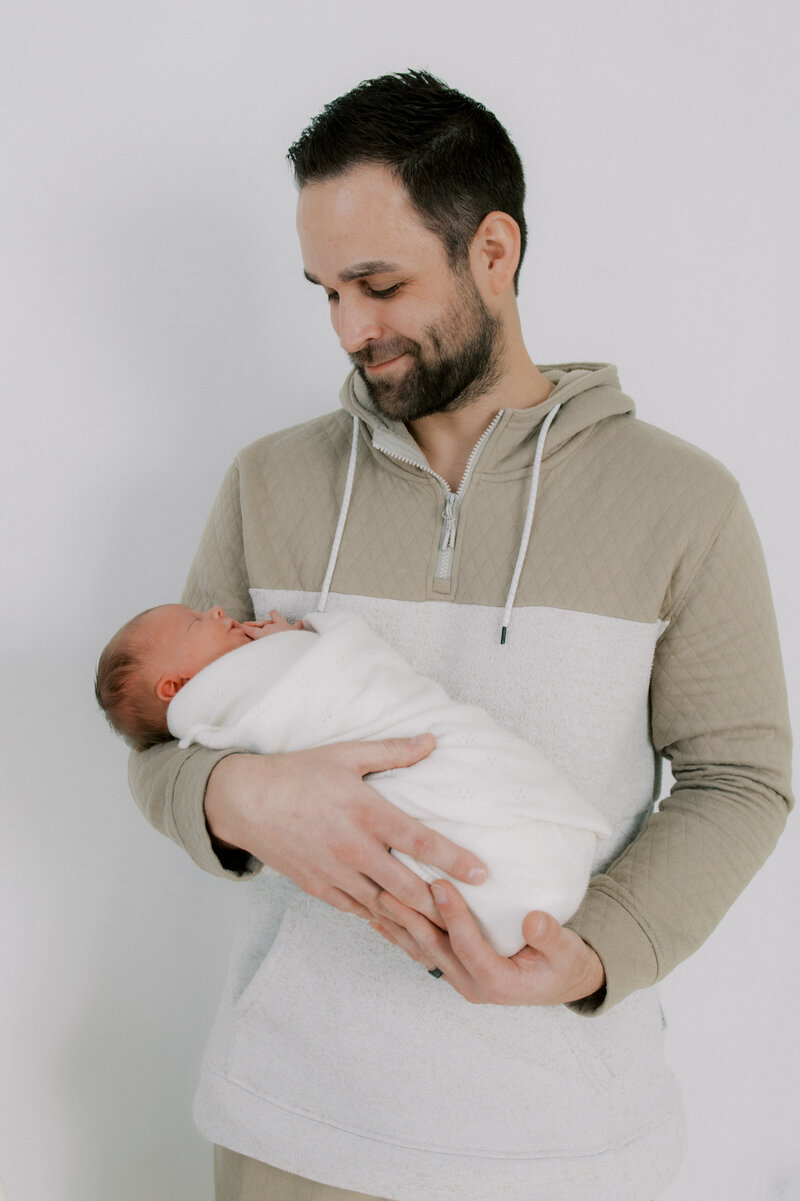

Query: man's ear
[470,211,520,296]
[155,675,188,702]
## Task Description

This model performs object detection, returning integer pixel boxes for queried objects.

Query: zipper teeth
[379,410,503,496]
[378,448,453,578]
[454,410,503,498]
[376,449,447,488]
[378,411,504,580]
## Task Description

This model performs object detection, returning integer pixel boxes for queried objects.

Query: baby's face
[139,604,257,685]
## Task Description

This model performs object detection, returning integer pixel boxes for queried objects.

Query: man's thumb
[522,910,559,948]
[356,733,435,775]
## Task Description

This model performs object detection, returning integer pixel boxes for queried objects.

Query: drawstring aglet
[500,626,508,645]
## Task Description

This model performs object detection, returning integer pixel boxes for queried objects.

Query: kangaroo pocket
[222,889,680,1158]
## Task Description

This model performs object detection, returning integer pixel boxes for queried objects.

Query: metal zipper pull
[442,495,458,549]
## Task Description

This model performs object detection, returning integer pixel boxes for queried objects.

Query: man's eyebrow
[303,260,400,286]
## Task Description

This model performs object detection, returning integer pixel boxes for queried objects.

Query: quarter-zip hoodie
[129,362,792,1201]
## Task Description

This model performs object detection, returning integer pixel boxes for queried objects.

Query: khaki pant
[213,1147,390,1201]
[214,1145,657,1200]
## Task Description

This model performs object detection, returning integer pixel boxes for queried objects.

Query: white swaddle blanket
[168,610,610,956]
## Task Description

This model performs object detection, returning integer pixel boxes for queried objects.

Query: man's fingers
[380,809,487,887]
[370,918,430,966]
[351,733,436,774]
[323,887,373,921]
[372,859,444,924]
[373,902,448,968]
[373,892,483,997]
[429,880,505,978]
[343,736,489,887]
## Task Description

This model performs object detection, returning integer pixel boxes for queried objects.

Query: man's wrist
[203,755,263,873]
[584,946,606,995]
[563,944,607,1012]
[204,754,255,851]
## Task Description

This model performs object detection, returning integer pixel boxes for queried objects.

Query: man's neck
[407,356,554,492]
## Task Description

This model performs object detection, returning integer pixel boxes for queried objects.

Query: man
[130,71,792,1201]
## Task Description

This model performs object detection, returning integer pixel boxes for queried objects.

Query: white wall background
[2,2,798,1198]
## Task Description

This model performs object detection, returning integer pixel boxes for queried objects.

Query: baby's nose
[206,606,225,619]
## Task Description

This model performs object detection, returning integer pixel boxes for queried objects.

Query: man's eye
[368,285,400,299]
[325,291,339,303]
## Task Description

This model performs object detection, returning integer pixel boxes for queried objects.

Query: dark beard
[349,277,504,423]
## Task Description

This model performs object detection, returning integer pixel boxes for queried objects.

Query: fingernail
[530,915,547,940]
[467,867,487,884]
[409,734,429,746]
[432,883,448,906]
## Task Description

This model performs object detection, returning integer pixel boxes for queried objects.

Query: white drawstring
[319,404,561,639]
[500,402,561,644]
[318,414,360,612]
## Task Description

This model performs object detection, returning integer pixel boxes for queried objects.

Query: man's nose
[335,296,383,354]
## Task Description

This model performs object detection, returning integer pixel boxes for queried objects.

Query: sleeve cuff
[564,877,660,1016]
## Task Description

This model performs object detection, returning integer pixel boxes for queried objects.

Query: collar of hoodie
[317,363,634,643]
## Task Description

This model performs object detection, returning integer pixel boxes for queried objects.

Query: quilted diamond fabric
[128,364,792,1013]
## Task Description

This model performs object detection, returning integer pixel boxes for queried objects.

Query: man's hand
[204,738,487,924]
[370,879,605,1006]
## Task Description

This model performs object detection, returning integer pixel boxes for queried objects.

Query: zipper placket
[378,411,503,580]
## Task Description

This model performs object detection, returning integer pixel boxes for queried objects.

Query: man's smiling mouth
[364,354,407,372]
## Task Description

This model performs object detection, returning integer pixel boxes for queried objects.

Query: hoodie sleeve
[566,487,793,1014]
[127,458,260,879]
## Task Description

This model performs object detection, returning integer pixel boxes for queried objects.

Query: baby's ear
[155,675,187,702]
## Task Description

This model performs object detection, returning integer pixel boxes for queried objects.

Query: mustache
[349,338,419,369]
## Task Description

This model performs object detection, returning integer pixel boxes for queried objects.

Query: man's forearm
[566,768,790,1015]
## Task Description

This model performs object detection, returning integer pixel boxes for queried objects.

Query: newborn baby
[96,604,610,955]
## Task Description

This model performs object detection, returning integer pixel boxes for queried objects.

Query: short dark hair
[287,69,527,291]
[94,611,171,753]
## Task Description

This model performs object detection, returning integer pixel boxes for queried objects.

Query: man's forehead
[297,162,402,205]
[296,165,427,237]
[296,168,444,279]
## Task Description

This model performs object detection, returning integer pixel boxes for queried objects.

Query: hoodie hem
[195,1072,687,1201]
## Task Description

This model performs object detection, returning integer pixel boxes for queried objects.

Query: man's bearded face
[349,268,504,423]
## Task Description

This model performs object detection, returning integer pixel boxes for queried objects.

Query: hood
[338,362,634,474]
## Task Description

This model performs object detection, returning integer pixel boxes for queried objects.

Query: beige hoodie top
[128,363,792,1199]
